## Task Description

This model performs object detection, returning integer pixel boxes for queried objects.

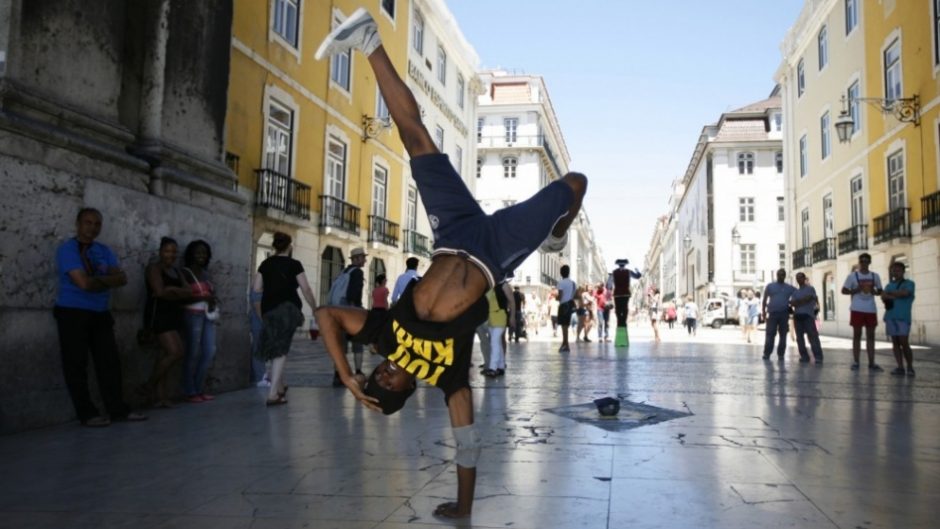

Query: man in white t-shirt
[841,253,883,371]
[556,265,577,352]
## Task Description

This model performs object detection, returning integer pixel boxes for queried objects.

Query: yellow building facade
[861,0,940,343]
[226,0,413,309]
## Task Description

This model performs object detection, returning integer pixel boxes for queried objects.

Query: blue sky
[449,0,804,272]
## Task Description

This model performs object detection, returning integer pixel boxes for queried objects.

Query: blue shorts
[411,153,573,286]
[885,319,910,337]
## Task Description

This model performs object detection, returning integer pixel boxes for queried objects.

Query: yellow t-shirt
[487,289,507,327]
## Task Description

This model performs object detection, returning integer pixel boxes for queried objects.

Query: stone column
[139,0,170,194]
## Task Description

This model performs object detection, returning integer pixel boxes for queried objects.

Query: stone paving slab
[0,324,937,528]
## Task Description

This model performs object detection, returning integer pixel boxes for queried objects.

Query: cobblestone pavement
[0,323,937,528]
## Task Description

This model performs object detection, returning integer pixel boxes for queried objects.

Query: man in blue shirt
[761,268,796,360]
[789,272,823,364]
[882,261,916,376]
[54,208,146,427]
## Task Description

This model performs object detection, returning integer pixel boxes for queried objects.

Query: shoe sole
[314,7,374,60]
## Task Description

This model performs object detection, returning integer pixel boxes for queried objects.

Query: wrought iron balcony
[837,224,868,254]
[792,247,812,269]
[811,237,836,263]
[319,195,360,235]
[403,229,431,257]
[922,191,940,230]
[872,208,910,245]
[254,169,311,220]
[541,273,558,286]
[368,215,399,247]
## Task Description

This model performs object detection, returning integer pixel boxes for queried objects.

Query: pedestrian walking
[329,247,367,386]
[252,232,318,406]
[54,208,147,427]
[548,293,560,337]
[372,274,389,310]
[789,272,823,364]
[744,291,760,344]
[648,288,661,342]
[842,253,884,371]
[483,284,514,377]
[180,240,219,403]
[312,12,587,517]
[509,286,525,342]
[556,266,577,352]
[761,269,796,360]
[683,296,698,336]
[882,262,916,376]
[665,302,677,329]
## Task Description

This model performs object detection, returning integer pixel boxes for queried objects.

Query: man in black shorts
[312,8,586,520]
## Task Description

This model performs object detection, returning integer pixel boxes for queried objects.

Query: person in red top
[607,259,642,330]
[594,284,610,341]
[372,274,389,311]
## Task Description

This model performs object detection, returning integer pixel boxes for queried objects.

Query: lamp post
[835,94,920,144]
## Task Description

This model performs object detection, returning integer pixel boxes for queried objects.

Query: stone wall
[0,0,247,433]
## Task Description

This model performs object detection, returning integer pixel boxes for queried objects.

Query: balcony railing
[792,247,812,269]
[922,191,940,230]
[403,229,431,257]
[873,208,911,245]
[319,195,360,235]
[254,169,311,220]
[837,224,868,254]
[541,273,558,287]
[368,215,400,247]
[811,237,836,263]
[478,134,563,177]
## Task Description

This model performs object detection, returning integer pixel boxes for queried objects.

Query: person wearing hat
[312,10,587,520]
[330,246,367,387]
[607,259,642,346]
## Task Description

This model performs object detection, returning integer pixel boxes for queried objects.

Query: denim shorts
[411,153,573,287]
[885,319,910,337]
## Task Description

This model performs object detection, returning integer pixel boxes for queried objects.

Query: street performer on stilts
[608,259,641,347]
[312,8,587,520]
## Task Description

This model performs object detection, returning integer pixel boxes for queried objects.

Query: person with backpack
[312,12,587,519]
[329,247,367,387]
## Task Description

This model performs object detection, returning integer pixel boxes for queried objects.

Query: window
[934,0,940,66]
[818,26,828,70]
[434,125,444,151]
[320,246,345,302]
[845,0,858,35]
[823,273,836,320]
[437,46,447,85]
[454,145,463,176]
[823,194,834,237]
[774,113,782,131]
[737,152,754,175]
[406,186,417,230]
[372,165,388,219]
[264,100,293,175]
[412,10,424,54]
[799,134,808,177]
[272,0,300,47]
[847,81,861,135]
[777,196,785,221]
[775,151,784,173]
[376,89,389,121]
[820,111,831,159]
[476,157,482,178]
[326,136,346,199]
[381,0,395,18]
[740,244,756,274]
[797,59,805,97]
[477,118,484,142]
[779,244,787,269]
[329,16,351,91]
[739,197,755,222]
[887,150,906,210]
[801,208,811,248]
[503,157,518,178]
[885,38,901,101]
[504,118,518,143]
[457,74,465,109]
[850,176,865,225]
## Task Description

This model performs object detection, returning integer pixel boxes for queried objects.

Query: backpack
[328,267,352,306]
[494,285,509,311]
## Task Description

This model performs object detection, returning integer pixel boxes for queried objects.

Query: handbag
[184,267,220,323]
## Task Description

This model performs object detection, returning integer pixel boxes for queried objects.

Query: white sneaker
[539,231,568,253]
[314,7,381,61]
[256,379,272,388]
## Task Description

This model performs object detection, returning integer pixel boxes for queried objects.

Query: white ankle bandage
[453,425,481,468]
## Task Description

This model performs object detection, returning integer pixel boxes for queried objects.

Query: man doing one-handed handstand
[312,8,587,519]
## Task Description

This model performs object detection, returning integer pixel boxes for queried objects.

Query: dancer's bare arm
[314,307,380,411]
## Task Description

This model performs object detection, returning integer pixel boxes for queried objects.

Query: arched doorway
[320,246,345,302]
[369,257,386,292]
[823,272,836,321]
